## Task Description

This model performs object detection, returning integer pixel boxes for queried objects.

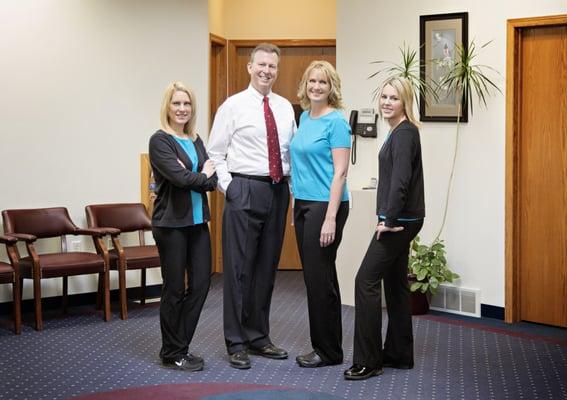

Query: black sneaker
[186,353,204,365]
[162,354,204,371]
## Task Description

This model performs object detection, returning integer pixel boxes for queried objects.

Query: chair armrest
[0,234,17,244]
[98,227,121,237]
[7,233,37,243]
[74,228,114,238]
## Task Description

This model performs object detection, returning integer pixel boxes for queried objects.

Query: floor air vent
[429,285,481,317]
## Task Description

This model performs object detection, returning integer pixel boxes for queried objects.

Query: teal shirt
[173,136,203,224]
[290,110,351,201]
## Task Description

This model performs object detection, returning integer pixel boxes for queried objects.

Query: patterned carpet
[0,271,565,400]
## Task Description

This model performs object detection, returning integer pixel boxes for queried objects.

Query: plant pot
[411,290,429,315]
[408,274,429,315]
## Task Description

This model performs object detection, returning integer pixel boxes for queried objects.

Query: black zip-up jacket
[149,130,217,227]
[376,120,425,227]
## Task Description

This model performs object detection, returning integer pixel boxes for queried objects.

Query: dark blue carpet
[0,271,565,400]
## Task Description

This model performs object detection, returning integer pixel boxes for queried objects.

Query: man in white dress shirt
[208,43,296,369]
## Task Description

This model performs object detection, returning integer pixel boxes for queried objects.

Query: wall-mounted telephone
[349,108,378,165]
[349,109,378,138]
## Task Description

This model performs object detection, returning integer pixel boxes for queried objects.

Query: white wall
[337,0,567,307]
[0,0,209,301]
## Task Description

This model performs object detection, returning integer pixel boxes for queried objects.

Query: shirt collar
[247,84,273,104]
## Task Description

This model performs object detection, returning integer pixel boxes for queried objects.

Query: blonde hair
[297,60,344,110]
[378,77,419,127]
[159,81,197,138]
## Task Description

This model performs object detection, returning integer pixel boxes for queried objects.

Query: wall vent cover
[429,285,481,317]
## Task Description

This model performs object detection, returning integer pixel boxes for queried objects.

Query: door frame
[505,14,567,323]
[210,33,228,126]
[209,33,228,274]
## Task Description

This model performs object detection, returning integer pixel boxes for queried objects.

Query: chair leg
[103,269,111,322]
[95,273,103,310]
[62,276,68,315]
[13,278,21,335]
[33,277,42,331]
[140,269,147,306]
[118,266,127,320]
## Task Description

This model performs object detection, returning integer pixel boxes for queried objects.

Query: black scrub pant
[353,220,423,369]
[222,176,289,354]
[294,200,349,364]
[152,223,211,361]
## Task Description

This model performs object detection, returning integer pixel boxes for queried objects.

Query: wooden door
[209,34,228,273]
[507,16,567,327]
[226,40,336,270]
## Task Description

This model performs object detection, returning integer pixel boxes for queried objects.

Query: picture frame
[419,12,468,122]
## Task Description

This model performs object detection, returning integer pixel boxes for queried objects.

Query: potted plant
[408,235,459,314]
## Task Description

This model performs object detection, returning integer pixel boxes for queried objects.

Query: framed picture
[419,12,468,122]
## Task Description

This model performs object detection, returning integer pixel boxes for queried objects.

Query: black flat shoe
[248,343,288,359]
[344,364,383,380]
[296,351,339,368]
[229,350,251,369]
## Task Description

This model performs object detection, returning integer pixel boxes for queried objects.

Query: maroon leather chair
[2,207,111,331]
[85,203,160,320]
[0,234,21,334]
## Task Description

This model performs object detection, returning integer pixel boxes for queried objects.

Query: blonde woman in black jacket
[149,81,217,372]
[344,77,425,381]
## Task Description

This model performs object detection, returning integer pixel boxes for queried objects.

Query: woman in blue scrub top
[291,61,351,368]
[149,81,217,372]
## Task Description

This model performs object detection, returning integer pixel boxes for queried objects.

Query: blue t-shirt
[290,110,351,201]
[173,136,203,224]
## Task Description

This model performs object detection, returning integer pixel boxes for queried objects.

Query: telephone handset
[349,108,378,138]
[349,108,378,165]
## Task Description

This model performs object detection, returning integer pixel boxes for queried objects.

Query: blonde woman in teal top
[291,60,351,368]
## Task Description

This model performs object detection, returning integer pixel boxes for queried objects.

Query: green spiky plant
[369,40,501,297]
[433,40,502,241]
[368,42,439,106]
[408,40,501,296]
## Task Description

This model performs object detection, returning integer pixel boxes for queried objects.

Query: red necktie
[263,96,283,183]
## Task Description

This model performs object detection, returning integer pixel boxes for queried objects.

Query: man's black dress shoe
[344,364,383,380]
[248,343,288,359]
[229,350,251,369]
[162,354,204,372]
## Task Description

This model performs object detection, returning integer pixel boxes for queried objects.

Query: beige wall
[208,0,225,37]
[0,0,209,302]
[210,0,335,39]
